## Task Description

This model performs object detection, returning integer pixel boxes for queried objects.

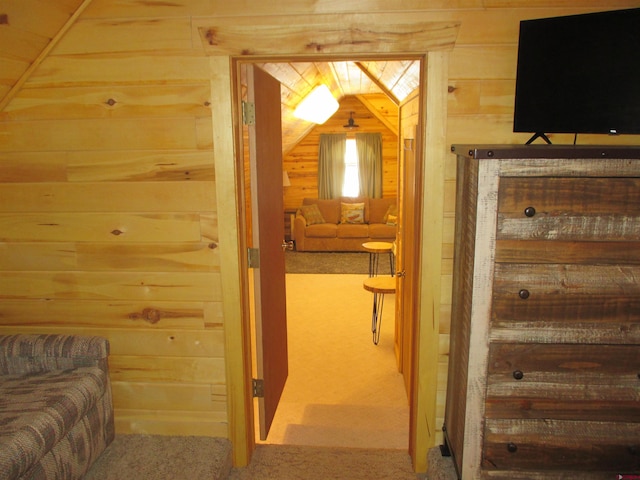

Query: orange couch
[293,197,397,252]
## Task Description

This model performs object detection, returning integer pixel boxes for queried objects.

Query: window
[342,138,359,196]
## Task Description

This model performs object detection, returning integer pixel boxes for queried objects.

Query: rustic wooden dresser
[444,145,640,479]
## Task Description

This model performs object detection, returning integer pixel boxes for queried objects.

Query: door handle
[282,240,294,251]
[396,270,406,278]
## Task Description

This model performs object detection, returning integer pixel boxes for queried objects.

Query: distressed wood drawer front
[485,343,640,422]
[497,177,640,241]
[482,419,640,472]
[495,239,640,264]
[498,177,640,214]
[491,263,640,344]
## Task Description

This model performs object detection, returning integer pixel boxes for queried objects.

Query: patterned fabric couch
[0,334,115,480]
[293,196,397,252]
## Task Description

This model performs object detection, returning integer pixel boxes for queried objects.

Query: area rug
[285,251,393,275]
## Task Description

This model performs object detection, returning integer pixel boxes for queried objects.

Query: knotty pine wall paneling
[283,95,398,210]
[0,11,224,437]
[2,0,640,461]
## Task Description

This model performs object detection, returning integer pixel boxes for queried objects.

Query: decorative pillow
[299,204,325,225]
[340,202,365,224]
[383,204,398,224]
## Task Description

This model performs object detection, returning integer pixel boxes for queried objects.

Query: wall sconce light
[293,85,339,124]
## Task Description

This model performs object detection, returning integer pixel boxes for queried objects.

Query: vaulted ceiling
[0,1,421,152]
[254,60,420,152]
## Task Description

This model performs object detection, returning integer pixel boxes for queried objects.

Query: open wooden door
[397,123,424,464]
[395,124,422,395]
[246,64,289,441]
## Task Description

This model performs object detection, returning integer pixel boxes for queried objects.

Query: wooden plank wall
[2,0,640,450]
[283,95,398,210]
[0,2,225,437]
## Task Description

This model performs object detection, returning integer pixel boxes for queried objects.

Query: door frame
[208,18,456,471]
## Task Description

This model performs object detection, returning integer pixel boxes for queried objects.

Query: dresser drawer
[498,177,640,214]
[482,419,640,473]
[490,263,640,344]
[496,177,640,242]
[485,343,640,422]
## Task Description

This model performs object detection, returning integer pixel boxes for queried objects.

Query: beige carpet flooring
[85,272,458,479]
[228,444,420,480]
[84,435,232,480]
[257,273,409,450]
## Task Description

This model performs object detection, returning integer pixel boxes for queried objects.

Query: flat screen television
[513,8,640,144]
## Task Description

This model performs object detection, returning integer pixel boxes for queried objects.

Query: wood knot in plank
[306,42,324,52]
[0,14,8,25]
[129,307,162,324]
[106,98,117,106]
[448,85,457,93]
[111,229,124,236]
[208,242,218,250]
[205,28,218,46]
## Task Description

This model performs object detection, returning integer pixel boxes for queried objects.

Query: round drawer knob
[518,289,530,300]
[507,443,518,453]
[524,206,536,217]
[513,370,524,380]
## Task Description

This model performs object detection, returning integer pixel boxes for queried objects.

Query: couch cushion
[369,223,397,239]
[383,204,398,225]
[298,204,325,225]
[337,223,369,238]
[0,367,107,479]
[303,198,340,224]
[340,202,365,224]
[369,198,397,224]
[305,223,337,238]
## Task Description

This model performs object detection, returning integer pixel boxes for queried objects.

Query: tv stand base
[525,132,552,145]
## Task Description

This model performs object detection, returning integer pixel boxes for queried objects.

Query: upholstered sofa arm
[293,214,308,248]
[0,334,110,376]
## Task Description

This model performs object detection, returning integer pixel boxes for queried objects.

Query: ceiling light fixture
[343,111,359,129]
[293,85,339,124]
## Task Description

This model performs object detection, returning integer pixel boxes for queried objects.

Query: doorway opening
[236,56,425,452]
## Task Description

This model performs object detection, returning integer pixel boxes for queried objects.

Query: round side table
[362,241,394,277]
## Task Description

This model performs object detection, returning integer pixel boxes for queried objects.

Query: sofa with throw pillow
[293,197,397,252]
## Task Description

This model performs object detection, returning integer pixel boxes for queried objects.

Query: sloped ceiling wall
[1,1,418,152]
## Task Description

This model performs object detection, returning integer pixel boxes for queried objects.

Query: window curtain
[356,132,383,198]
[318,133,347,199]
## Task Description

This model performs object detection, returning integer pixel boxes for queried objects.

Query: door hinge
[242,101,255,125]
[252,378,264,398]
[247,247,260,268]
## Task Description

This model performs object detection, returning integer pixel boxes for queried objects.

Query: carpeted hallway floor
[85,263,458,479]
[85,434,460,479]
[259,273,408,450]
[228,444,420,479]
